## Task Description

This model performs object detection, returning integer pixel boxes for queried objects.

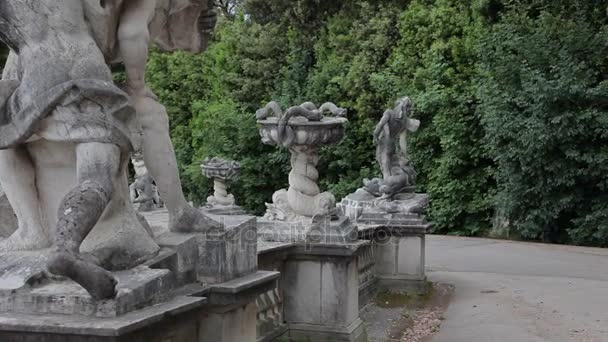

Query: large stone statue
[82,0,219,232]
[0,0,160,299]
[0,0,218,301]
[366,96,420,199]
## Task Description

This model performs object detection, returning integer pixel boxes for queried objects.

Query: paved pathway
[427,236,608,342]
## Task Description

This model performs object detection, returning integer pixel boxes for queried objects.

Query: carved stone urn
[256,101,347,222]
[201,157,246,215]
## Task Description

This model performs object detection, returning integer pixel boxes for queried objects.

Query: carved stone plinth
[196,215,258,285]
[283,242,369,342]
[257,216,358,244]
[340,190,431,228]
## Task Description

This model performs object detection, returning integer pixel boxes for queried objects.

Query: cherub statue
[365,97,420,199]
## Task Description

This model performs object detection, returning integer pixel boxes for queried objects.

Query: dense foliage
[1,0,607,246]
[478,0,608,245]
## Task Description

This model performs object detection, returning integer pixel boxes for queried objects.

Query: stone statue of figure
[130,153,163,212]
[81,0,219,233]
[367,96,420,198]
[0,0,161,299]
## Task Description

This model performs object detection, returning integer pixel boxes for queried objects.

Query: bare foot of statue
[169,205,223,234]
[0,227,51,252]
[47,251,117,300]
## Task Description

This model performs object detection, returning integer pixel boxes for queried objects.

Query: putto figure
[366,96,420,199]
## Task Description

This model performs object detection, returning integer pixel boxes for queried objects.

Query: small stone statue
[201,157,240,207]
[365,96,420,199]
[130,153,163,212]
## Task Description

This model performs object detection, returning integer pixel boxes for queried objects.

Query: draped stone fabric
[0,78,134,150]
[83,0,215,63]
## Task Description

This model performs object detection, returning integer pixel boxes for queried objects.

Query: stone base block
[0,296,206,342]
[375,234,426,291]
[340,192,431,229]
[197,214,258,284]
[155,232,199,284]
[257,216,358,244]
[282,242,368,341]
[199,302,258,342]
[0,250,174,318]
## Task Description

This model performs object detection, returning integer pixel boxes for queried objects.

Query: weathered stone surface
[257,216,358,244]
[368,96,419,199]
[282,242,368,342]
[257,101,347,221]
[0,0,162,300]
[0,250,173,317]
[197,215,258,284]
[0,186,16,238]
[340,192,431,228]
[374,234,427,290]
[0,295,206,339]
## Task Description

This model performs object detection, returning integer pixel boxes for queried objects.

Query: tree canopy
[1,0,607,246]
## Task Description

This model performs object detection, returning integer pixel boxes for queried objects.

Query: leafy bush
[478,0,608,245]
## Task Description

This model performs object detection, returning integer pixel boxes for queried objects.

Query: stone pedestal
[200,270,280,342]
[257,216,358,244]
[282,242,368,342]
[342,191,432,293]
[374,232,427,292]
[197,214,258,284]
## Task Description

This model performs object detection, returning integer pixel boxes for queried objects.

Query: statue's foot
[47,251,117,300]
[0,228,51,252]
[169,205,223,233]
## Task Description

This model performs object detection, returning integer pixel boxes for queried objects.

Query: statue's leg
[0,147,50,252]
[133,96,220,232]
[118,4,220,232]
[377,143,392,180]
[47,142,120,300]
